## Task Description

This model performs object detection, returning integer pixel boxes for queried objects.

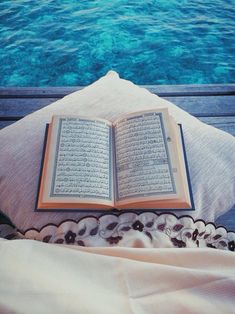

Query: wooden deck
[0,84,235,134]
[0,84,235,229]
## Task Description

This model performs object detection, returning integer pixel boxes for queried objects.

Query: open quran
[36,108,194,211]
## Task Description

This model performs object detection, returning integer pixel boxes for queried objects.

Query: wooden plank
[215,204,235,231]
[199,116,235,124]
[198,116,235,136]
[0,84,235,98]
[145,84,235,97]
[0,98,59,116]
[0,120,17,129]
[0,95,234,118]
[0,87,82,99]
[164,95,235,117]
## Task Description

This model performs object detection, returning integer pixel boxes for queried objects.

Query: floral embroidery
[145,231,153,241]
[207,243,216,249]
[132,220,144,232]
[157,223,166,231]
[43,235,52,243]
[171,237,186,248]
[185,232,192,239]
[192,229,199,241]
[77,240,85,246]
[55,238,64,244]
[106,236,123,245]
[0,213,234,251]
[228,241,235,251]
[65,231,76,244]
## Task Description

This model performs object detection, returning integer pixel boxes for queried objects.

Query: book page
[114,110,179,204]
[42,116,113,205]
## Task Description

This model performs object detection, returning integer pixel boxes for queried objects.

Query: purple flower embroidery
[55,238,64,244]
[106,236,122,245]
[65,230,76,244]
[77,240,85,246]
[207,243,216,249]
[185,232,192,239]
[132,220,144,232]
[43,235,52,243]
[171,237,186,248]
[157,223,166,231]
[173,224,184,232]
[192,229,199,241]
[228,241,235,251]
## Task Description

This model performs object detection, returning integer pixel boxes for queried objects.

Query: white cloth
[0,239,235,314]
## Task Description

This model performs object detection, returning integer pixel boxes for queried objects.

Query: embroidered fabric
[1,212,234,251]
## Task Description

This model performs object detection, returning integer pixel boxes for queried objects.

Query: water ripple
[0,0,234,86]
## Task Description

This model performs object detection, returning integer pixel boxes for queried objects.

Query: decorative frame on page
[1,212,235,251]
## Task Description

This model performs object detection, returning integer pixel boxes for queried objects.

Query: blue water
[0,0,234,86]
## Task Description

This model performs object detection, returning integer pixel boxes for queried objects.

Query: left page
[37,115,114,210]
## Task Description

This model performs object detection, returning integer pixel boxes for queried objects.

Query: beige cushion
[0,71,234,231]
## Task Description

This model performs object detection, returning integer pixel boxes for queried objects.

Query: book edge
[35,124,50,212]
[178,124,195,210]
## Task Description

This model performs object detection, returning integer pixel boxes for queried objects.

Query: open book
[36,109,194,211]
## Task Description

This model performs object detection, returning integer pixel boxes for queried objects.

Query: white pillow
[0,71,235,231]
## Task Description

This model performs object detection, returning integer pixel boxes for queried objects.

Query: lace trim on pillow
[1,212,235,251]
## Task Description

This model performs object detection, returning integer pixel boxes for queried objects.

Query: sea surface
[0,0,234,86]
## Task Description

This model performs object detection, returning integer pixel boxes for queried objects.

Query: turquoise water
[0,0,234,86]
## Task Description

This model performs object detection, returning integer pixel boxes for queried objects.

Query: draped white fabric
[0,239,235,314]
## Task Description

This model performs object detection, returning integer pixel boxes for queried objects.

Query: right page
[113,109,191,209]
